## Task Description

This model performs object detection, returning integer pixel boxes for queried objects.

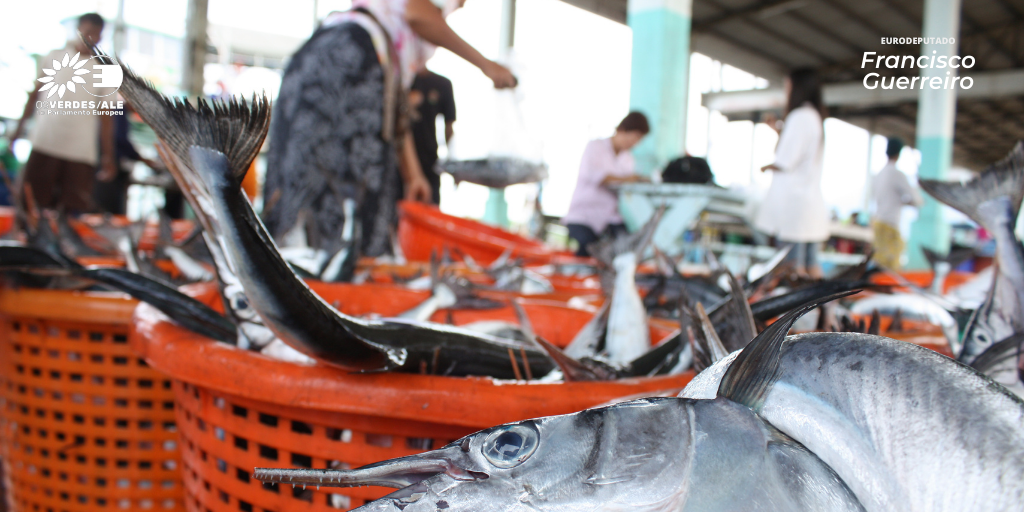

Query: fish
[259,290,1024,511]
[604,250,649,365]
[319,198,359,283]
[163,246,214,282]
[749,278,875,322]
[921,246,973,295]
[562,301,609,359]
[57,211,109,257]
[685,302,729,373]
[105,51,278,350]
[969,333,1024,397]
[397,283,457,322]
[848,293,959,347]
[706,271,757,352]
[683,294,1024,511]
[919,142,1024,366]
[0,244,235,342]
[109,62,556,378]
[190,146,555,377]
[437,157,548,188]
[590,210,663,366]
[623,330,692,377]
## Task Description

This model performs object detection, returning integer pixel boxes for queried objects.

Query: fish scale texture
[757,333,1024,512]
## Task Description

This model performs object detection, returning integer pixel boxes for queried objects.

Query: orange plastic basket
[0,286,185,512]
[0,207,14,239]
[131,282,693,511]
[868,270,975,295]
[397,201,573,265]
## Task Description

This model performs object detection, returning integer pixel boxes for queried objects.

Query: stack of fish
[33,49,1023,511]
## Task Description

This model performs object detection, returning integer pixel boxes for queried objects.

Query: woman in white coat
[756,68,829,278]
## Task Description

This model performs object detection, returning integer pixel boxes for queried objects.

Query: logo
[38,51,123,99]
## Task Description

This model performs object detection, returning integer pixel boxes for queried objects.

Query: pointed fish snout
[254,454,483,490]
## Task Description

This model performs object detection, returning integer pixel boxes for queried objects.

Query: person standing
[9,13,116,213]
[93,104,163,215]
[562,112,650,257]
[871,137,922,269]
[409,68,455,204]
[757,68,829,278]
[262,0,516,257]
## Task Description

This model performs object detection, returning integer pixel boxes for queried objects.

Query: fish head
[274,398,699,511]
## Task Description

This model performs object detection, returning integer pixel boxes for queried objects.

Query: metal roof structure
[561,0,1024,169]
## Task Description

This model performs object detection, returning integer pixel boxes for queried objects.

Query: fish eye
[481,424,538,469]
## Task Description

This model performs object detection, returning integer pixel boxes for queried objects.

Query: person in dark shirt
[94,104,162,215]
[409,69,456,204]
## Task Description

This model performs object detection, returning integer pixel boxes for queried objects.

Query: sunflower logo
[38,52,91,99]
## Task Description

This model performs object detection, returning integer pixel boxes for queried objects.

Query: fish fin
[868,309,881,336]
[921,247,941,272]
[626,330,687,376]
[534,336,615,381]
[919,143,1024,229]
[718,290,859,410]
[971,332,1024,374]
[510,300,537,343]
[716,270,758,351]
[92,45,269,186]
[588,207,666,268]
[889,308,904,333]
[691,303,729,372]
[564,301,610,359]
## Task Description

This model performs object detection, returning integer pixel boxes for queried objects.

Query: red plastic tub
[130,283,693,511]
[397,201,571,265]
[297,281,674,349]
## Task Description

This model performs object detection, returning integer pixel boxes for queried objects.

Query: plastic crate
[131,283,693,511]
[0,287,185,511]
[397,201,572,265]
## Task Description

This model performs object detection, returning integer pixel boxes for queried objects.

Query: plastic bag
[438,72,546,189]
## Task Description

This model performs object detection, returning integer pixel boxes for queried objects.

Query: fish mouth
[253,452,486,490]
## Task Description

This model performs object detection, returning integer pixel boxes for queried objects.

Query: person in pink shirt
[563,112,650,257]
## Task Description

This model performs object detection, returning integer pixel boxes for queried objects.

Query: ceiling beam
[692,0,803,32]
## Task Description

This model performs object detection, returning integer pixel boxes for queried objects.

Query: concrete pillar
[627,0,692,175]
[482,0,517,227]
[182,0,209,98]
[906,0,960,269]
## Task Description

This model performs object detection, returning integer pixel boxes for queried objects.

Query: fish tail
[919,142,1024,230]
[91,45,269,187]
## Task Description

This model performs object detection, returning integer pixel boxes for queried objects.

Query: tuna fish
[255,291,1024,511]
[438,157,548,189]
[918,143,1024,368]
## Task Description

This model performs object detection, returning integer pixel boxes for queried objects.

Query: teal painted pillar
[627,0,691,175]
[482,0,516,227]
[906,0,960,269]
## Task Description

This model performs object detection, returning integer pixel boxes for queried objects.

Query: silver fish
[164,246,214,282]
[398,283,457,322]
[257,292,1024,511]
[919,142,1024,365]
[438,157,548,189]
[849,293,958,348]
[605,251,649,365]
[563,301,609,359]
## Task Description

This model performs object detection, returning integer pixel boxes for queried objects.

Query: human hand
[483,61,517,89]
[404,174,432,203]
[98,158,118,182]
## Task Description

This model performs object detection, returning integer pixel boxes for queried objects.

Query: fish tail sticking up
[91,45,269,187]
[718,290,860,410]
[918,142,1024,231]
